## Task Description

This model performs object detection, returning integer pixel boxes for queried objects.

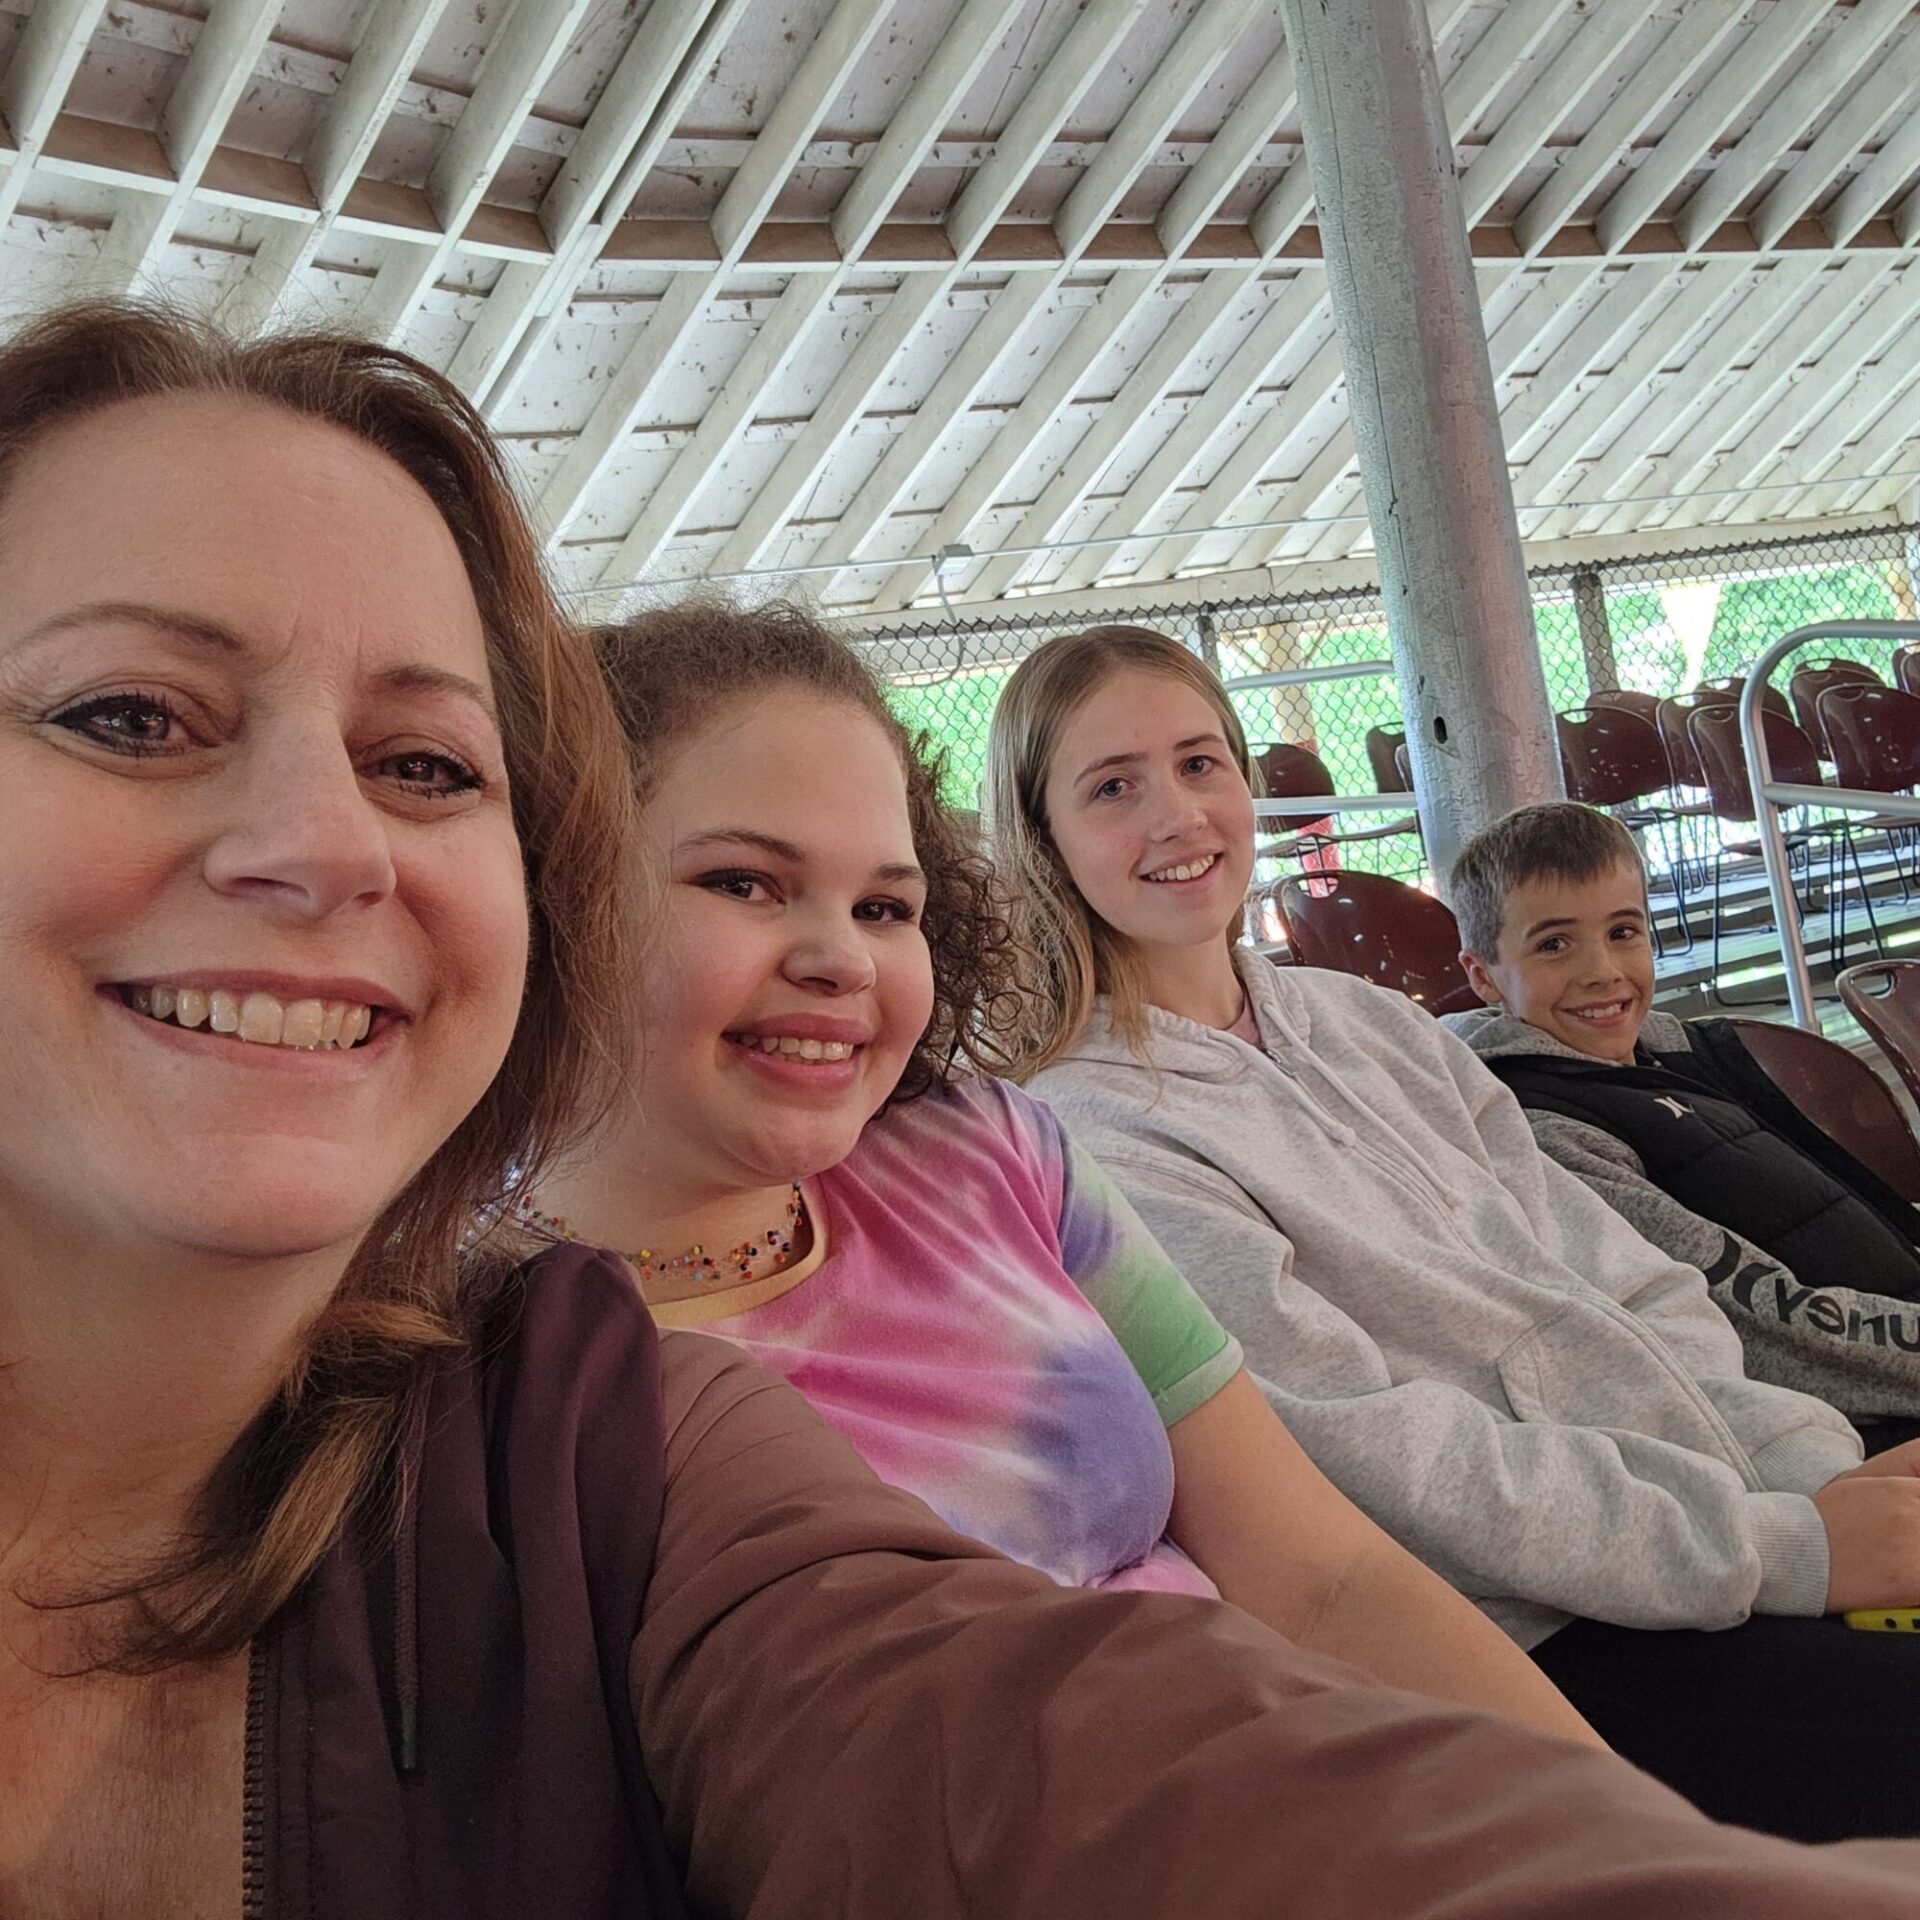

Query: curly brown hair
[593,598,1030,1100]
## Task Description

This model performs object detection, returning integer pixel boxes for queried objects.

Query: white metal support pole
[1275,0,1561,884]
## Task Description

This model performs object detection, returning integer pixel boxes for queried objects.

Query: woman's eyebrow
[679,828,925,888]
[374,661,498,723]
[1075,732,1226,785]
[14,600,498,723]
[680,827,806,861]
[19,599,245,656]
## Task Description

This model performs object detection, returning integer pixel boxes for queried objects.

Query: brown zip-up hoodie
[261,1245,1920,1917]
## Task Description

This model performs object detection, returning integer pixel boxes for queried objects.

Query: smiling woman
[0,304,629,1662]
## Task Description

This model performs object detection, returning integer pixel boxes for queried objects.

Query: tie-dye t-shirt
[673,1075,1240,1596]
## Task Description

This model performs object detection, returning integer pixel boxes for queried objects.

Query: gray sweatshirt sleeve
[1432,1025,1865,1497]
[1530,1113,1920,1423]
[1097,1147,1833,1633]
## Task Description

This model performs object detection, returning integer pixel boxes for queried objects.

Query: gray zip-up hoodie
[1030,950,1862,1649]
[1446,1003,1920,1422]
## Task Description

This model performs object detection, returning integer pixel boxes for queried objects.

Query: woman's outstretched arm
[631,1331,1920,1920]
[1168,1365,1603,1745]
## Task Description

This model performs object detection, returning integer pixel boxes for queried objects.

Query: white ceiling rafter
[1652,261,1920,531]
[939,264,1269,606]
[1671,0,1914,254]
[854,0,1285,612]
[1121,0,1566,585]
[1749,30,1920,250]
[1496,262,1679,463]
[699,0,1157,589]
[534,0,913,548]
[1196,137,1638,579]
[1454,0,1668,231]
[90,0,283,298]
[1041,275,1331,597]
[1830,386,1920,515]
[1512,258,1754,521]
[1593,0,1830,256]
[355,0,601,347]
[461,0,754,410]
[0,0,110,226]
[1537,258,1825,540]
[1230,261,1592,575]
[216,0,455,338]
[1435,0,1567,142]
[589,0,1054,591]
[1561,254,1857,542]
[1510,2,1747,257]
[828,0,1487,611]
[1129,328,1350,585]
[1757,320,1920,522]
[1826,106,1920,249]
[1612,253,1893,526]
[786,0,1187,603]
[887,0,1479,609]
[1155,267,1598,582]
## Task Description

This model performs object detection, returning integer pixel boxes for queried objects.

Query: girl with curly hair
[521,599,1595,1739]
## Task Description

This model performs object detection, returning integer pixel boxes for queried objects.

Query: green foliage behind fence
[860,526,1920,879]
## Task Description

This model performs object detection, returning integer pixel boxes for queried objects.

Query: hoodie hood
[1444,1001,1692,1067]
[1058,945,1317,1081]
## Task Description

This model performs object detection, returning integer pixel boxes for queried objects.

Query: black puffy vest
[1485,1020,1920,1305]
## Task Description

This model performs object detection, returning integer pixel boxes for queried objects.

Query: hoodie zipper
[240,1636,268,1920]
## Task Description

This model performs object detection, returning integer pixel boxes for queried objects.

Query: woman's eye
[49,691,184,755]
[375,749,484,798]
[854,896,919,925]
[1183,755,1216,776]
[697,869,775,903]
[1093,777,1127,801]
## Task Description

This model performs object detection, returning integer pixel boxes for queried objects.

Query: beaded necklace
[511,1182,805,1285]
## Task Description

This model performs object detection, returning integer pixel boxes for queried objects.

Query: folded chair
[1721,1014,1920,1204]
[1792,659,1883,757]
[1840,960,1920,1118]
[1272,870,1480,1016]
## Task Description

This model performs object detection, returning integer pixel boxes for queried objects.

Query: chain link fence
[845,520,1920,898]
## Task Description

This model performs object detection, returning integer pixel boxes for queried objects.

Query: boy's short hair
[1449,803,1646,959]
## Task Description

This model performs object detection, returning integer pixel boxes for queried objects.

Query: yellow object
[1842,1608,1920,1632]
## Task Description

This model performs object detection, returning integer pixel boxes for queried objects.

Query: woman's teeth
[1144,854,1219,883]
[123,985,374,1051]
[730,1032,855,1062]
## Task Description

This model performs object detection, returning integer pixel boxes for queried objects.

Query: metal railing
[1223,655,1417,823]
[1739,620,1920,1030]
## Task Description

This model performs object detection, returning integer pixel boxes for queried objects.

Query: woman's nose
[199,722,396,919]
[781,916,878,995]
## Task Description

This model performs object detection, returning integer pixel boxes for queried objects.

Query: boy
[1445,801,1920,1435]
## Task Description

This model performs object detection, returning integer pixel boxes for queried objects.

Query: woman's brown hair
[0,301,639,1668]
[985,625,1257,1078]
[593,597,1028,1100]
